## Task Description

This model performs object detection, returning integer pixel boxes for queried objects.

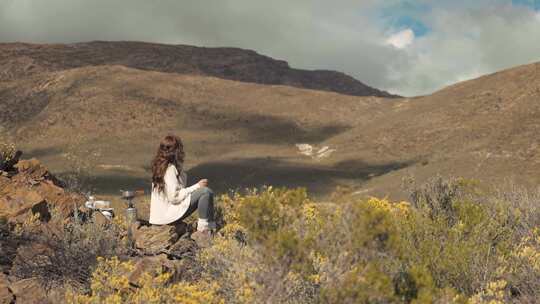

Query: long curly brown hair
[151,135,185,192]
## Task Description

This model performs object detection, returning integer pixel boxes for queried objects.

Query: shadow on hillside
[138,94,351,144]
[187,157,414,196]
[197,110,350,144]
[24,147,64,159]
[78,157,413,197]
[56,172,149,196]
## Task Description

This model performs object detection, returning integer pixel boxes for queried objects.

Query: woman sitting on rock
[149,135,215,239]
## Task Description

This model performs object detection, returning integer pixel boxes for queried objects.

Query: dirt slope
[0,64,396,196]
[1,45,539,198]
[336,62,540,197]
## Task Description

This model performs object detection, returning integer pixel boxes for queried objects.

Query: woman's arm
[164,166,201,205]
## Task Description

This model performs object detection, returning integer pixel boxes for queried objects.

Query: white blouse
[149,164,201,225]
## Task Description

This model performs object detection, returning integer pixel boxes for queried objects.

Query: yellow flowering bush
[66,257,224,304]
[0,142,16,163]
[512,228,540,271]
[493,228,540,301]
[468,280,508,304]
[64,178,540,303]
[199,235,261,303]
[229,187,311,241]
[200,188,321,303]
[112,213,128,232]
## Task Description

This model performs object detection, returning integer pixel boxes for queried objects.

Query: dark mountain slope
[0,41,398,98]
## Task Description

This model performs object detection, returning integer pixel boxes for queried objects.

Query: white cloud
[385,4,540,96]
[386,29,415,49]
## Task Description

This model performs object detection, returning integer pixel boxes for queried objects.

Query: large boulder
[14,159,56,182]
[0,274,60,304]
[127,223,203,284]
[166,234,198,259]
[0,158,84,226]
[0,273,13,304]
[9,278,48,304]
[133,222,187,255]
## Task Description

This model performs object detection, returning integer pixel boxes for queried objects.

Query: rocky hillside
[1,41,539,198]
[0,156,83,303]
[0,155,205,303]
[333,62,540,196]
[0,41,397,98]
[0,63,395,196]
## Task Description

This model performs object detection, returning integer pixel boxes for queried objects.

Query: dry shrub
[492,181,540,239]
[10,208,128,290]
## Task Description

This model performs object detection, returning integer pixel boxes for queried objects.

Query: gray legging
[180,186,215,221]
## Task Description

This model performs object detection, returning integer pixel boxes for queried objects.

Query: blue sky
[385,0,539,38]
[380,1,431,37]
[512,0,540,9]
[374,0,540,95]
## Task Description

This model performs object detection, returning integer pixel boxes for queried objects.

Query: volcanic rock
[9,277,48,304]
[166,234,199,259]
[0,158,84,226]
[0,273,13,304]
[133,222,187,255]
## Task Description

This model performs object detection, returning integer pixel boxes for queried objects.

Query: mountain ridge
[0,41,398,98]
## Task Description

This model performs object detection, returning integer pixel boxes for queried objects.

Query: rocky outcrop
[9,278,48,304]
[0,274,53,304]
[0,158,84,226]
[167,234,199,259]
[0,155,209,302]
[132,221,188,256]
[0,274,13,304]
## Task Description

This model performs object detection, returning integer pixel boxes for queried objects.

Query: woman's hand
[198,179,208,187]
